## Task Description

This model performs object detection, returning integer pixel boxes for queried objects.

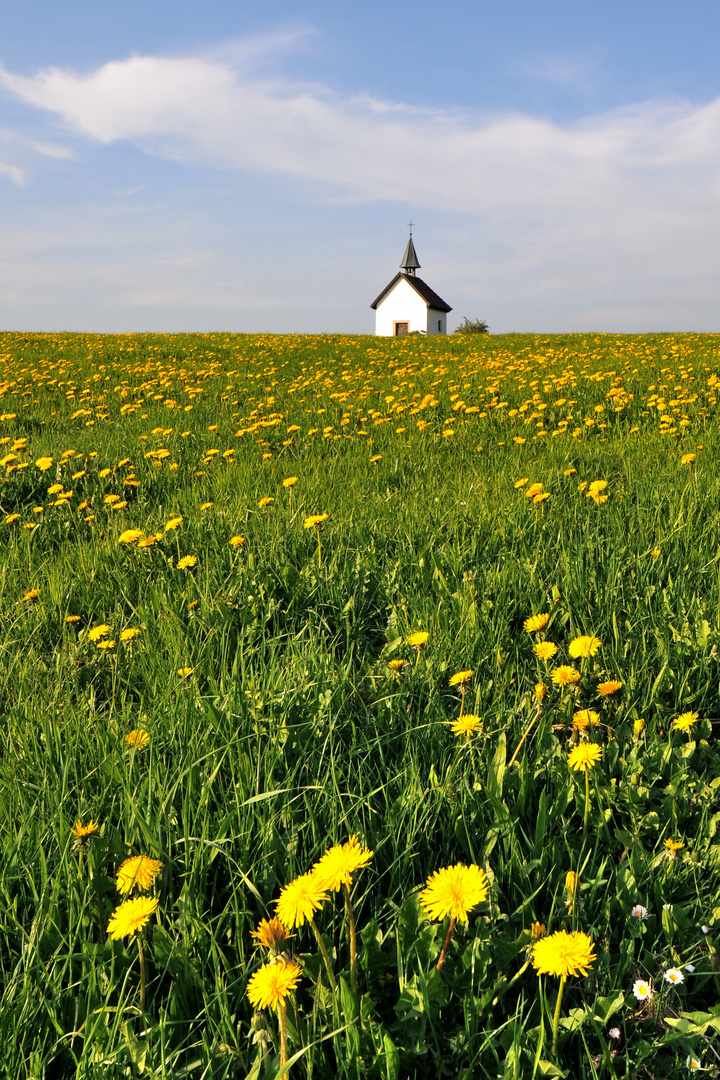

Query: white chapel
[370,227,452,336]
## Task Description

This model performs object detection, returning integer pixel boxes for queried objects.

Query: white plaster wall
[427,308,447,335]
[374,277,429,335]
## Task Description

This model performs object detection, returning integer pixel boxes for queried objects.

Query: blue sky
[3,1,720,332]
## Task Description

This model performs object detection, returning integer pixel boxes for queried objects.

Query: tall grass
[0,330,718,1077]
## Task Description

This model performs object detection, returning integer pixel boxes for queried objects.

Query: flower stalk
[344,883,358,994]
[138,936,147,1010]
[552,975,566,1057]
[309,916,337,992]
[278,1000,289,1067]
[508,704,542,768]
[436,917,456,972]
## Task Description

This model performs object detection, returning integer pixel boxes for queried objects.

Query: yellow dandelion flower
[419,863,489,923]
[116,855,162,895]
[164,516,183,531]
[525,483,543,498]
[680,453,696,465]
[533,641,557,661]
[567,743,602,771]
[514,478,529,488]
[247,960,302,1010]
[524,613,549,633]
[4,513,20,524]
[664,839,685,852]
[572,709,599,732]
[551,665,581,686]
[275,873,328,928]
[177,555,197,570]
[533,492,551,504]
[532,930,596,978]
[449,669,473,686]
[651,547,661,557]
[88,624,112,641]
[177,666,193,677]
[531,921,547,939]
[120,628,141,642]
[303,513,329,528]
[200,502,213,510]
[70,819,100,844]
[633,717,645,737]
[258,496,274,508]
[568,635,601,659]
[126,729,150,750]
[565,870,578,894]
[535,681,549,700]
[672,710,698,733]
[96,639,116,650]
[119,529,144,544]
[229,535,245,547]
[597,679,622,696]
[35,457,53,471]
[282,476,298,488]
[407,631,429,647]
[107,895,159,940]
[387,658,405,671]
[251,918,290,951]
[450,714,483,737]
[312,836,374,892]
[65,614,81,624]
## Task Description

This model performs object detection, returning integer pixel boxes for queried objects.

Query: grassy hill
[1,330,719,1078]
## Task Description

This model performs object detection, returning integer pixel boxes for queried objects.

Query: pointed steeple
[400,222,420,276]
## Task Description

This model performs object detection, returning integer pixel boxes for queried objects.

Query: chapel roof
[370,273,452,312]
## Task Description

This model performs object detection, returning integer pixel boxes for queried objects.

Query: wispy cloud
[0,161,24,184]
[2,40,720,330]
[2,48,720,222]
[0,125,75,185]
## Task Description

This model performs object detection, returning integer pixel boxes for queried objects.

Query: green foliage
[0,330,719,1077]
[454,317,490,334]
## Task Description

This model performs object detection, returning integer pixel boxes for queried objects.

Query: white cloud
[3,49,720,218]
[0,125,75,185]
[2,42,720,330]
[0,162,24,184]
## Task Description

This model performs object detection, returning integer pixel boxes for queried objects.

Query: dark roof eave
[370,272,452,312]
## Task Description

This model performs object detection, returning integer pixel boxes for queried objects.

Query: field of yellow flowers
[1,329,719,1078]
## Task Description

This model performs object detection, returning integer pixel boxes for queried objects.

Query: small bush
[455,317,489,334]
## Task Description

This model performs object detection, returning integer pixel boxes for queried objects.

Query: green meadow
[0,329,719,1078]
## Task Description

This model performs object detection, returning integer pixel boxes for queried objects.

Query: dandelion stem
[436,917,456,972]
[583,769,590,835]
[344,882,358,995]
[508,705,541,768]
[552,975,566,1058]
[137,936,146,1010]
[309,916,337,992]
[317,529,322,567]
[278,1000,289,1068]
[468,739,478,787]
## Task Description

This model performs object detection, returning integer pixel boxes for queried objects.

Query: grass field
[1,329,719,1079]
